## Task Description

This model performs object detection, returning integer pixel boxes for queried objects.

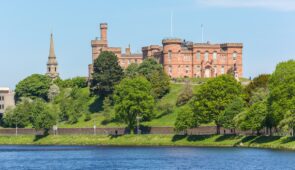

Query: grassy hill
[58,83,197,128]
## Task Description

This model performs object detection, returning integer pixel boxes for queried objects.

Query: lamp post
[136,114,142,135]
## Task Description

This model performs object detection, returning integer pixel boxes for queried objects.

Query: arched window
[233,52,237,60]
[213,52,217,60]
[204,52,209,61]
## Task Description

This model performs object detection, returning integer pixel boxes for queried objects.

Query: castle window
[204,52,209,61]
[55,67,57,72]
[128,60,130,64]
[168,65,172,74]
[233,52,237,60]
[196,51,200,60]
[135,59,138,63]
[48,68,51,72]
[186,65,189,73]
[168,50,172,62]
[184,56,191,61]
[221,66,225,74]
[213,52,217,60]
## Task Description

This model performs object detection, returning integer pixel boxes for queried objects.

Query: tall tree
[268,60,295,131]
[191,75,242,134]
[125,63,139,78]
[114,76,154,132]
[90,51,124,96]
[219,97,245,132]
[30,99,57,134]
[137,58,170,99]
[174,106,199,134]
[15,74,52,101]
[235,101,267,135]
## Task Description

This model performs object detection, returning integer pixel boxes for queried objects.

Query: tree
[176,81,193,106]
[245,74,270,104]
[219,97,245,133]
[30,99,57,134]
[137,58,162,80]
[3,98,33,128]
[149,70,170,99]
[102,96,112,119]
[236,101,267,135]
[279,100,295,136]
[55,77,87,89]
[268,60,295,131]
[125,63,139,78]
[137,58,170,99]
[48,84,60,102]
[15,74,52,101]
[114,76,154,132]
[191,75,242,134]
[174,106,199,134]
[90,51,124,96]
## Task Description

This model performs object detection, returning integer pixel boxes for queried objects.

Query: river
[0,145,294,169]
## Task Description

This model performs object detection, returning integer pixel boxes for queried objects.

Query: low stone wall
[0,126,265,136]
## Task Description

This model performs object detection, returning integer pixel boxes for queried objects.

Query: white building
[0,87,15,114]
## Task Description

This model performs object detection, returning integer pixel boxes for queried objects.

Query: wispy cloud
[197,0,295,12]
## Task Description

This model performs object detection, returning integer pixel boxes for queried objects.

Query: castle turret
[100,23,108,41]
[162,38,182,77]
[46,33,59,79]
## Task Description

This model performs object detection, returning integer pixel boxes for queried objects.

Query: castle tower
[46,33,59,79]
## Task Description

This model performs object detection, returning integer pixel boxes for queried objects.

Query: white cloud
[197,0,295,11]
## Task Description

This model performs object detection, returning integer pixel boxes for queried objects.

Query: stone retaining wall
[0,126,265,136]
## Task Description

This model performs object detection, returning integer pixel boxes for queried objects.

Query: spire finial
[49,33,56,58]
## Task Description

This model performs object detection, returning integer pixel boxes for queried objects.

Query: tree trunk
[216,125,221,135]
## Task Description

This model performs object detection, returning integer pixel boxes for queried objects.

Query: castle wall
[89,23,243,79]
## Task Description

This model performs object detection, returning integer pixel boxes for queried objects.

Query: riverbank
[1,134,295,150]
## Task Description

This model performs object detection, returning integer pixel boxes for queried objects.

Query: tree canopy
[114,76,154,131]
[90,51,124,96]
[191,75,242,134]
[15,74,52,101]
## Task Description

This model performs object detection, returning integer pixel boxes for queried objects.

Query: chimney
[125,44,131,56]
[100,23,108,41]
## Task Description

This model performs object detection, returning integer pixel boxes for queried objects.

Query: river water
[0,145,294,170]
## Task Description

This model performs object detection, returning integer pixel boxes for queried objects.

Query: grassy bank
[1,134,295,150]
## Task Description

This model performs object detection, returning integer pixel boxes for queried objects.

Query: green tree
[236,101,267,135]
[176,81,193,106]
[137,58,170,99]
[3,98,33,127]
[125,63,139,78]
[114,76,154,132]
[15,74,51,101]
[219,97,245,132]
[90,51,124,96]
[191,75,242,134]
[268,60,295,131]
[137,58,162,80]
[30,99,57,134]
[55,77,87,89]
[102,96,113,119]
[48,84,60,102]
[149,70,170,99]
[174,106,199,133]
[279,100,295,136]
[245,74,270,104]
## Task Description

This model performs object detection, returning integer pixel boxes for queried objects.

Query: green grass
[2,134,295,150]
[59,83,199,128]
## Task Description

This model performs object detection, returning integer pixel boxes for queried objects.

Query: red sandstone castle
[89,23,243,79]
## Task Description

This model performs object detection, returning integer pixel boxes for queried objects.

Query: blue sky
[1,0,295,89]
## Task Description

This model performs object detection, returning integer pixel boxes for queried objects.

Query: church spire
[46,33,59,79]
[49,33,56,58]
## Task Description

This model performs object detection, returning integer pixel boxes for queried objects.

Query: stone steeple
[46,33,59,79]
